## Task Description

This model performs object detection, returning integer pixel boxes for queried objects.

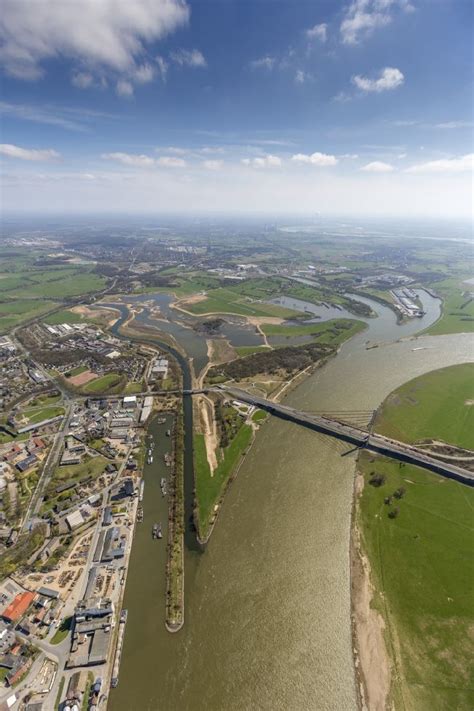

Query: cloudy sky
[1,0,472,218]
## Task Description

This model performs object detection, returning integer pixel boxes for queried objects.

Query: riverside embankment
[109,289,474,711]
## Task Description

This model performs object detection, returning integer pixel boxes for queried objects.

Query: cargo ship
[160,478,167,496]
[139,480,145,501]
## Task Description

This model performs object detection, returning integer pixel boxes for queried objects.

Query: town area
[0,321,174,711]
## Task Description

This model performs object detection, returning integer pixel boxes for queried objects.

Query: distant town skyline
[1,0,472,218]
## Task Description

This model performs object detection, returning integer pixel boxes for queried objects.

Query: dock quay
[111,609,128,688]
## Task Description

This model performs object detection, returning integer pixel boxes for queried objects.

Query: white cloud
[157,156,186,167]
[361,161,394,172]
[0,101,115,132]
[3,162,471,220]
[406,154,474,174]
[306,23,327,42]
[333,90,352,103]
[435,121,473,130]
[339,153,359,159]
[102,151,187,168]
[116,80,134,97]
[202,160,223,170]
[241,154,282,168]
[291,152,338,166]
[295,69,310,84]
[250,56,275,70]
[134,63,155,84]
[0,0,189,88]
[352,67,404,93]
[162,146,188,155]
[0,143,60,161]
[71,72,96,89]
[102,152,155,167]
[156,55,168,81]
[340,0,414,45]
[170,49,207,67]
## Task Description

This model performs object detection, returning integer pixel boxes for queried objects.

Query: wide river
[109,291,473,711]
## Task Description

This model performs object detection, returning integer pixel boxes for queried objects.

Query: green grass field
[375,363,474,449]
[234,345,270,357]
[22,406,65,425]
[51,616,72,644]
[357,452,474,710]
[194,424,253,539]
[28,392,62,407]
[5,269,106,299]
[0,299,53,332]
[67,365,88,377]
[52,455,108,488]
[44,309,83,325]
[0,264,107,333]
[262,318,366,345]
[424,278,474,335]
[183,286,300,319]
[82,372,123,394]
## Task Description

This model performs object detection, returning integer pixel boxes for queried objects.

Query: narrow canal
[119,413,174,686]
[108,291,474,711]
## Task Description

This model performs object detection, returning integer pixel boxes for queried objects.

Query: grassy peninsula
[355,363,474,710]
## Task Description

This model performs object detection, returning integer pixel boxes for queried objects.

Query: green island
[355,363,474,710]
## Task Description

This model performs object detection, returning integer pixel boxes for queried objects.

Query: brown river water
[109,292,474,711]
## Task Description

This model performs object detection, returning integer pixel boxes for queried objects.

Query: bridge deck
[210,385,474,487]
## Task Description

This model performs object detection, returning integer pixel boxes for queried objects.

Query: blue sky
[1,0,472,217]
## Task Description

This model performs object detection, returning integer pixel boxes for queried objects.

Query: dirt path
[352,473,391,711]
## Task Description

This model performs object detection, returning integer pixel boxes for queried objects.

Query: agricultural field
[424,278,474,335]
[0,260,108,333]
[374,363,474,450]
[0,299,53,332]
[357,452,474,710]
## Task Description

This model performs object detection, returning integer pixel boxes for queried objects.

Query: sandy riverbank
[351,470,391,711]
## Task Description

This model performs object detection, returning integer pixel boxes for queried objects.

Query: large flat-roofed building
[65,510,86,531]
[68,597,114,668]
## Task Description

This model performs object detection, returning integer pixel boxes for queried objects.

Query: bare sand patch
[71,304,120,326]
[69,370,98,387]
[180,293,207,306]
[198,395,218,473]
[247,316,284,326]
